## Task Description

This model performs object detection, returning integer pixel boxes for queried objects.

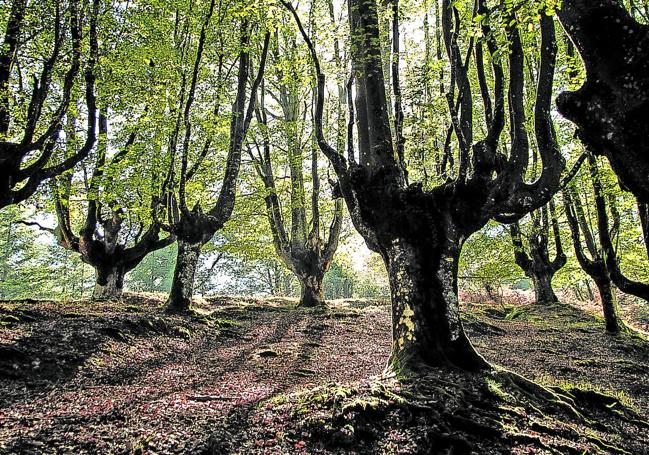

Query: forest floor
[0,294,648,454]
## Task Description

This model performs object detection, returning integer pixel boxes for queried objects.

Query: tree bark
[92,266,125,301]
[638,201,649,260]
[593,275,624,334]
[557,0,649,202]
[530,271,560,306]
[384,232,488,372]
[166,240,202,312]
[298,273,325,308]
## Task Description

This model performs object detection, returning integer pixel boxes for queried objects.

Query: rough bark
[557,0,649,202]
[166,240,201,313]
[385,229,487,371]
[593,275,624,334]
[298,273,325,308]
[92,266,126,301]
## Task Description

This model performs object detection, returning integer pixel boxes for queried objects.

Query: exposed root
[253,366,647,454]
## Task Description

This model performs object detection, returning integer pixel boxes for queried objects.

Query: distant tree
[509,200,566,305]
[36,111,175,301]
[563,187,625,333]
[249,34,343,307]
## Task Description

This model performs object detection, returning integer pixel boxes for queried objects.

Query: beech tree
[556,0,649,202]
[248,30,343,308]
[44,111,174,301]
[509,200,566,305]
[284,0,578,371]
[0,0,98,208]
[161,1,271,313]
[563,186,626,334]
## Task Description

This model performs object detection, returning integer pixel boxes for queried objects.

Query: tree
[587,155,649,303]
[248,27,343,307]
[285,0,572,371]
[509,200,566,305]
[563,185,626,333]
[45,111,174,301]
[556,0,649,202]
[0,0,98,208]
[162,1,271,312]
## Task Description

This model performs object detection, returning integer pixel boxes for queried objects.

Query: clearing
[0,295,647,454]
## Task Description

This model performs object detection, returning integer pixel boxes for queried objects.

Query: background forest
[1,0,646,318]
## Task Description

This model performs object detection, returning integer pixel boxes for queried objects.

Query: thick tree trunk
[92,266,125,301]
[298,273,325,307]
[166,240,201,312]
[557,0,649,201]
[593,276,624,334]
[384,237,488,373]
[530,270,560,305]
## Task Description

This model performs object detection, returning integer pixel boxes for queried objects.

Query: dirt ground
[0,295,647,454]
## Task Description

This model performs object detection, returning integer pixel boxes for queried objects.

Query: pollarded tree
[0,0,98,208]
[46,111,175,301]
[587,155,649,303]
[556,0,649,202]
[562,186,626,334]
[248,30,343,308]
[161,0,271,313]
[509,200,566,305]
[284,0,576,371]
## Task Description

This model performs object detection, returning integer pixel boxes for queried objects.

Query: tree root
[265,366,646,454]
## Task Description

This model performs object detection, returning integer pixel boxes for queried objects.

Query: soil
[0,294,647,454]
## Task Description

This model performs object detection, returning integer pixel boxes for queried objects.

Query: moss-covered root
[272,368,645,454]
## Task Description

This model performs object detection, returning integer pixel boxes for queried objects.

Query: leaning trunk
[92,266,125,301]
[593,275,624,334]
[166,240,202,312]
[530,270,560,305]
[384,235,488,372]
[298,273,325,308]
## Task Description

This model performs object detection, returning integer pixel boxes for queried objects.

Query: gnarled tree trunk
[557,0,649,202]
[92,266,126,301]
[284,0,566,372]
[166,240,202,313]
[510,203,565,306]
[530,271,560,306]
[384,230,487,371]
[593,275,624,334]
[298,272,325,308]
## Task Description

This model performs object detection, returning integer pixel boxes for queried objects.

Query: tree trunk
[298,273,325,307]
[593,275,624,334]
[92,266,125,301]
[557,0,649,202]
[530,270,560,305]
[166,240,202,312]
[384,236,489,373]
